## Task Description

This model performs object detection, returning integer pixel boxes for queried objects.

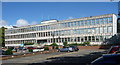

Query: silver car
[58,47,74,52]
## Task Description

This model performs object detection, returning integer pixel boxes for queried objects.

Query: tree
[0,27,7,47]
[117,12,120,33]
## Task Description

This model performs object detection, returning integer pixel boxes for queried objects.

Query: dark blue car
[91,54,120,65]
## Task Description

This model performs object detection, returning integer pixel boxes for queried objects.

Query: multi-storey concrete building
[5,14,117,46]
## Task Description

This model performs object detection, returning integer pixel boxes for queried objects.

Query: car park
[58,46,74,52]
[107,45,120,54]
[91,54,120,65]
[33,48,44,52]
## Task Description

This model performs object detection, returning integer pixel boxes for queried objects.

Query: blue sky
[2,2,118,27]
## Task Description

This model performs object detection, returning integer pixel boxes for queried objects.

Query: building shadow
[27,50,107,65]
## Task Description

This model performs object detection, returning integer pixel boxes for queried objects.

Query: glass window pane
[77,21,80,27]
[92,28,95,34]
[81,29,83,34]
[109,17,112,23]
[100,27,103,33]
[96,19,99,25]
[92,19,95,25]
[96,27,99,34]
[77,29,80,34]
[81,20,83,26]
[88,20,91,26]
[104,26,107,33]
[85,20,87,26]
[100,18,103,24]
[108,26,112,33]
[88,28,91,34]
[104,17,108,24]
[71,22,73,27]
[85,28,87,34]
[68,22,70,27]
[74,21,76,27]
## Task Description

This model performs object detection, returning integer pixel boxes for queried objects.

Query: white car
[33,48,44,52]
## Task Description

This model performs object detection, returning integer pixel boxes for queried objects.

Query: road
[2,49,107,65]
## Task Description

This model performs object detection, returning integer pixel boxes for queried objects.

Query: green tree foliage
[63,41,67,46]
[49,43,58,46]
[24,43,34,45]
[5,48,13,55]
[117,18,120,33]
[44,47,49,50]
[0,27,7,47]
[29,49,33,52]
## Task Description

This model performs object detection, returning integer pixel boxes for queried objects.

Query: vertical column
[80,37,81,43]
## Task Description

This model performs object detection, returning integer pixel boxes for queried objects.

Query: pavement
[2,49,107,65]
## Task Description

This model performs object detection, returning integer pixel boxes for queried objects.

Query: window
[109,17,112,23]
[62,30,64,36]
[74,29,77,34]
[48,25,50,30]
[77,29,80,34]
[85,28,87,34]
[74,21,76,27]
[96,19,99,25]
[104,17,107,24]
[100,27,103,33]
[100,18,103,24]
[68,30,70,35]
[81,29,83,34]
[59,31,61,36]
[92,19,95,25]
[88,20,91,26]
[37,26,38,31]
[104,26,107,33]
[96,27,99,34]
[100,36,103,42]
[81,20,83,26]
[51,25,52,30]
[39,26,40,31]
[108,26,112,33]
[96,36,99,42]
[88,28,91,34]
[65,23,67,27]
[68,22,70,27]
[43,26,45,30]
[62,23,64,28]
[71,30,74,35]
[92,36,95,42]
[46,26,47,30]
[91,28,95,34]
[85,20,87,26]
[71,22,73,27]
[77,21,80,27]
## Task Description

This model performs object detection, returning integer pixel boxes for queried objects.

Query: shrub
[56,46,58,49]
[5,49,13,55]
[29,49,33,52]
[24,43,34,45]
[50,43,58,46]
[63,41,67,46]
[44,47,49,50]
[83,41,90,46]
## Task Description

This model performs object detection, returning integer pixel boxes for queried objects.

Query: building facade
[5,14,117,46]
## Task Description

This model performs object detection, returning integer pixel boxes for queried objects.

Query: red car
[107,45,120,54]
[27,47,36,49]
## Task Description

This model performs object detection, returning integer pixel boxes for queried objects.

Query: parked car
[107,45,120,54]
[91,54,120,65]
[69,46,79,51]
[2,50,5,55]
[58,47,74,52]
[33,48,44,52]
[27,47,36,49]
[18,47,27,50]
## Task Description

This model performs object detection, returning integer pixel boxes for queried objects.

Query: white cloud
[16,19,29,27]
[0,20,13,28]
[31,21,37,25]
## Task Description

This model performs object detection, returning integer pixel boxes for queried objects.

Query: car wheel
[68,50,70,52]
